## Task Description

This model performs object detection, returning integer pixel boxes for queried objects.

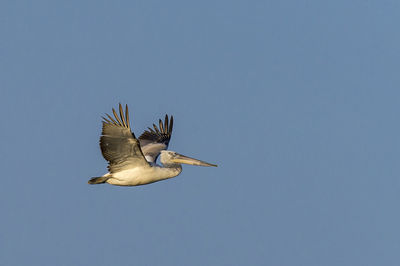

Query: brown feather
[112,108,123,127]
[159,119,164,133]
[153,124,160,134]
[164,115,169,134]
[169,116,174,134]
[125,104,130,130]
[106,113,118,125]
[119,104,126,127]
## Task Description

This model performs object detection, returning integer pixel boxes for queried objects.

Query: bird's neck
[156,164,182,180]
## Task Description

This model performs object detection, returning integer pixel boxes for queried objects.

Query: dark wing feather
[100,104,149,173]
[138,115,173,163]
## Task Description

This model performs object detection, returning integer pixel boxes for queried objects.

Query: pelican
[88,104,217,186]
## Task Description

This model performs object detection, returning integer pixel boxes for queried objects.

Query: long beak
[172,153,218,167]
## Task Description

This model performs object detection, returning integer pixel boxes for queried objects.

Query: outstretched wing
[100,104,149,173]
[138,115,173,163]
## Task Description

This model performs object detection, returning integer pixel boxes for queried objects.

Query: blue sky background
[1,1,400,265]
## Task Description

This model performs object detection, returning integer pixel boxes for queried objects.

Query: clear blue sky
[1,1,400,265]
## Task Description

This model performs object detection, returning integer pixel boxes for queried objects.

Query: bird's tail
[88,176,109,184]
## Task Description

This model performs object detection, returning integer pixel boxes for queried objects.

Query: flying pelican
[88,104,217,186]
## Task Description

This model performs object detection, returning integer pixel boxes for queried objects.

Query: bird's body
[89,104,216,186]
[100,164,182,186]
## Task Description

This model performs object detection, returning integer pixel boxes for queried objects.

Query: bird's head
[160,150,217,167]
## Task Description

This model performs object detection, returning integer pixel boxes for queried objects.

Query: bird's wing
[100,104,149,173]
[138,115,173,163]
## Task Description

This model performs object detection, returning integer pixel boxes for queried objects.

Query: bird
[88,103,217,186]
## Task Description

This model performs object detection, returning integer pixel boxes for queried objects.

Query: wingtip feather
[112,108,123,126]
[169,115,173,134]
[164,115,169,134]
[125,104,130,129]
